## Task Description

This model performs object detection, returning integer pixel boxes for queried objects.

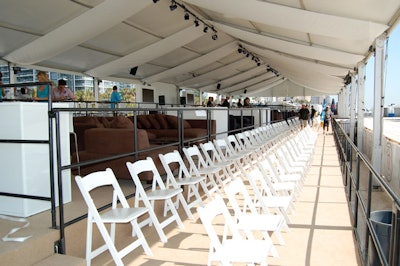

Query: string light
[238,44,280,76]
[184,12,189,20]
[154,0,218,40]
[169,1,177,11]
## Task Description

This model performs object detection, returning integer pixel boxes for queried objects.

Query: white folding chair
[236,132,259,152]
[197,195,271,266]
[213,138,248,176]
[265,153,303,183]
[258,156,302,196]
[182,145,221,197]
[224,179,287,256]
[159,150,209,219]
[246,167,294,224]
[235,132,261,165]
[200,141,238,185]
[226,134,256,167]
[278,143,310,170]
[256,160,298,201]
[273,147,306,176]
[126,158,184,243]
[75,168,152,266]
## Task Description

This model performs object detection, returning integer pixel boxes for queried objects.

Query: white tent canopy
[1,0,399,97]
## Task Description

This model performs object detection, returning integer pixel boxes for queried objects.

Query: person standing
[310,105,316,126]
[243,97,251,108]
[298,104,310,129]
[34,71,53,101]
[110,86,121,108]
[220,95,230,108]
[207,96,215,107]
[322,106,332,134]
[52,79,75,101]
[237,99,243,107]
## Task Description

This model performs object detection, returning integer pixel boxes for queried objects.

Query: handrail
[332,118,400,266]
[333,119,400,206]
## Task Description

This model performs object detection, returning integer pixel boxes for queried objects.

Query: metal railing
[0,90,297,254]
[332,118,400,266]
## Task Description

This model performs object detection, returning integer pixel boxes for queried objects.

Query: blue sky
[364,23,400,109]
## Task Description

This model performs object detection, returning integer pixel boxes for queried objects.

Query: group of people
[206,96,251,108]
[0,70,75,102]
[298,104,332,134]
[36,71,75,102]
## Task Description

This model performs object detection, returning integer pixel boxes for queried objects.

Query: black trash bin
[369,210,392,266]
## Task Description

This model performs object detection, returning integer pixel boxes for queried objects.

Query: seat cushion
[85,128,149,154]
[155,114,169,129]
[148,115,161,129]
[109,116,134,129]
[137,115,152,129]
[166,115,191,129]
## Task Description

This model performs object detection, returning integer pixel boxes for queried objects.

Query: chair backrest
[75,168,130,215]
[226,134,242,154]
[245,167,274,215]
[159,150,190,186]
[213,138,233,160]
[126,157,167,196]
[244,130,257,145]
[248,167,274,197]
[197,195,242,252]
[256,161,279,196]
[224,178,259,219]
[182,145,208,176]
[258,156,280,183]
[235,132,252,149]
[249,129,263,144]
[200,141,223,166]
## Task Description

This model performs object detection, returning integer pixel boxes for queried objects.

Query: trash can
[388,106,395,117]
[369,210,392,266]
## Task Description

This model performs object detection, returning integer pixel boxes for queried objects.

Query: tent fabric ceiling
[1,0,399,97]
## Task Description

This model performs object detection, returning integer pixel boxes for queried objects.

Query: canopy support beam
[372,34,387,180]
[356,62,365,151]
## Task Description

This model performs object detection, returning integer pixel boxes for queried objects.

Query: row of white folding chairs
[179,135,298,246]
[155,130,305,264]
[74,121,317,265]
[196,159,300,265]
[198,134,300,225]
[74,142,291,266]
[75,146,225,266]
[250,123,316,171]
[195,124,321,265]
[75,133,274,266]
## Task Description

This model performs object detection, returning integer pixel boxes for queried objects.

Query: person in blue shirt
[110,85,121,109]
[320,106,332,134]
[34,71,53,101]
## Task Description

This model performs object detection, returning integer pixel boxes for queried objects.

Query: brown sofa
[135,113,215,144]
[73,127,176,181]
[73,114,215,151]
[72,114,215,181]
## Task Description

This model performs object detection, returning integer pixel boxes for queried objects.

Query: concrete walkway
[268,131,360,265]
